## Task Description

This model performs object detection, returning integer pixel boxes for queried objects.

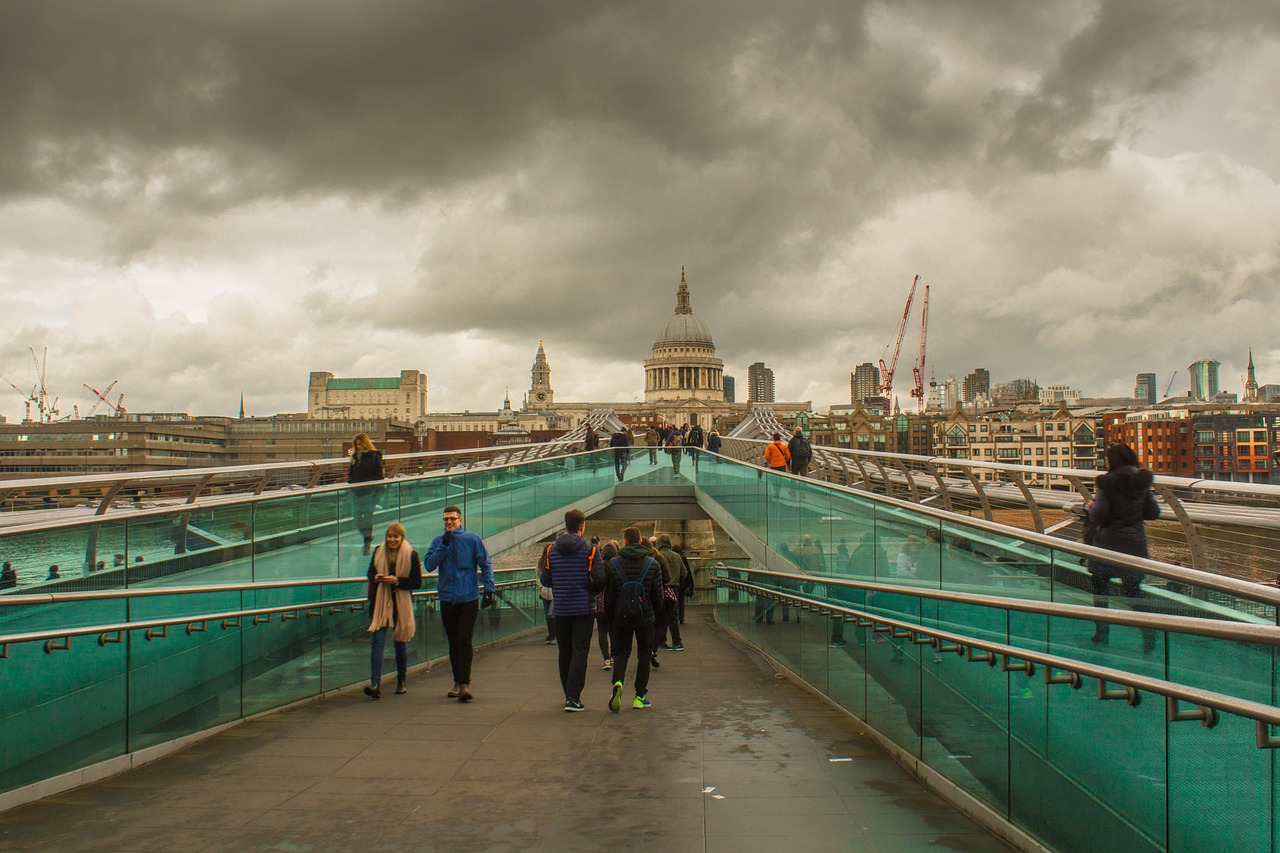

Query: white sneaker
[602,659,613,671]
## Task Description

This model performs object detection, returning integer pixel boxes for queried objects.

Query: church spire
[675,267,692,315]
[1246,347,1259,402]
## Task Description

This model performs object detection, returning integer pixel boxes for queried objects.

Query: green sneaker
[609,681,623,714]
[632,694,651,709]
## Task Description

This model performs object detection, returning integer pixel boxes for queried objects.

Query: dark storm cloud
[3,1,1280,416]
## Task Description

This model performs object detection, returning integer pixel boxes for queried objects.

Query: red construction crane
[910,283,930,413]
[876,275,920,400]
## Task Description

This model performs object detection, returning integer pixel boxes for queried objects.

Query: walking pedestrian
[645,426,660,464]
[604,527,664,711]
[646,537,670,669]
[347,433,384,555]
[424,506,495,703]
[1086,442,1160,652]
[609,426,632,482]
[364,522,422,699]
[788,427,812,477]
[764,432,790,473]
[655,534,688,651]
[706,430,722,462]
[686,422,704,466]
[597,541,619,671]
[666,428,685,476]
[539,510,605,711]
[539,573,556,644]
[583,424,600,471]
[0,561,16,589]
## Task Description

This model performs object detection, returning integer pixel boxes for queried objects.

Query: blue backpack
[610,556,654,624]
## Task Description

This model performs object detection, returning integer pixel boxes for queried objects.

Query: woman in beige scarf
[365,522,422,699]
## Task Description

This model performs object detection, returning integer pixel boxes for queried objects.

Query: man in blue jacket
[424,505,495,703]
[539,509,605,712]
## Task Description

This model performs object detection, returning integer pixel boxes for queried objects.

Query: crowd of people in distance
[581,422,723,480]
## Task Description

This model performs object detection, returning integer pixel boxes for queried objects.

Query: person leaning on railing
[348,433,385,556]
[1085,441,1159,653]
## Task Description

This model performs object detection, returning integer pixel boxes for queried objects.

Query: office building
[1188,360,1221,402]
[747,362,775,404]
[1134,373,1157,406]
[850,362,880,404]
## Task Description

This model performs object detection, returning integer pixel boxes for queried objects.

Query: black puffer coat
[1087,465,1159,560]
[348,449,384,484]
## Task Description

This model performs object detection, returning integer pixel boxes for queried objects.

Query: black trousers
[612,621,654,697]
[614,451,629,481]
[441,599,480,685]
[657,593,681,648]
[555,613,595,702]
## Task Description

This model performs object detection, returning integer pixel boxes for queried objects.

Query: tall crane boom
[1162,370,1178,399]
[876,275,920,399]
[83,380,120,417]
[910,283,930,413]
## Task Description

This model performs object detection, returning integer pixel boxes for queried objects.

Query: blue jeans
[370,626,408,684]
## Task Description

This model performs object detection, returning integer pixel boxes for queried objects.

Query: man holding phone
[424,505,495,703]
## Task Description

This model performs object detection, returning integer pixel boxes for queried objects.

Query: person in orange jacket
[763,432,791,472]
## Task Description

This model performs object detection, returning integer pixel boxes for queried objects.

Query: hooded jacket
[654,533,689,589]
[1087,465,1159,559]
[539,533,605,617]
[602,543,665,625]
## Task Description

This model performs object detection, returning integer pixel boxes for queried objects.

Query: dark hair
[443,505,462,517]
[1104,442,1139,472]
[622,526,642,545]
[564,509,586,532]
[600,542,619,560]
[772,432,782,441]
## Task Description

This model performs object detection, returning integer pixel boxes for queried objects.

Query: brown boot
[457,685,473,703]
[447,683,461,698]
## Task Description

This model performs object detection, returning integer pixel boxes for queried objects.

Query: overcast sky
[2,1,1279,423]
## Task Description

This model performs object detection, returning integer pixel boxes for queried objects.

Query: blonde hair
[385,521,406,538]
[353,433,376,452]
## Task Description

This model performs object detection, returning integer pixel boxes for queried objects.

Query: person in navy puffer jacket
[539,509,605,711]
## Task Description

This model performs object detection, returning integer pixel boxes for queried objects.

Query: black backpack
[610,556,654,624]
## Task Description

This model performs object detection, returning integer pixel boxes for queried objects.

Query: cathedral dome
[654,312,714,347]
[652,268,715,349]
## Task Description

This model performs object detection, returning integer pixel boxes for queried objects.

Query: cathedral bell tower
[527,341,554,409]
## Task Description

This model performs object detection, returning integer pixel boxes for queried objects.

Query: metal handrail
[0,450,591,536]
[0,566,537,607]
[0,578,537,652]
[724,436,1280,498]
[697,450,1280,609]
[726,566,1280,644]
[721,436,1280,579]
[0,439,585,519]
[712,577,1280,745]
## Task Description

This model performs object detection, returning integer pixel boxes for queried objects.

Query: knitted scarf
[367,540,415,643]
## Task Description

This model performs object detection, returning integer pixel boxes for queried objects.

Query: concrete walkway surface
[0,614,1013,852]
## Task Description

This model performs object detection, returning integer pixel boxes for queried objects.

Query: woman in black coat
[1086,442,1159,651]
[348,433,385,556]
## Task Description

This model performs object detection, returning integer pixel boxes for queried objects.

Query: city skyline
[2,3,1279,423]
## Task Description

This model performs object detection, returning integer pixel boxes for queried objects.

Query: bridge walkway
[0,617,1010,853]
